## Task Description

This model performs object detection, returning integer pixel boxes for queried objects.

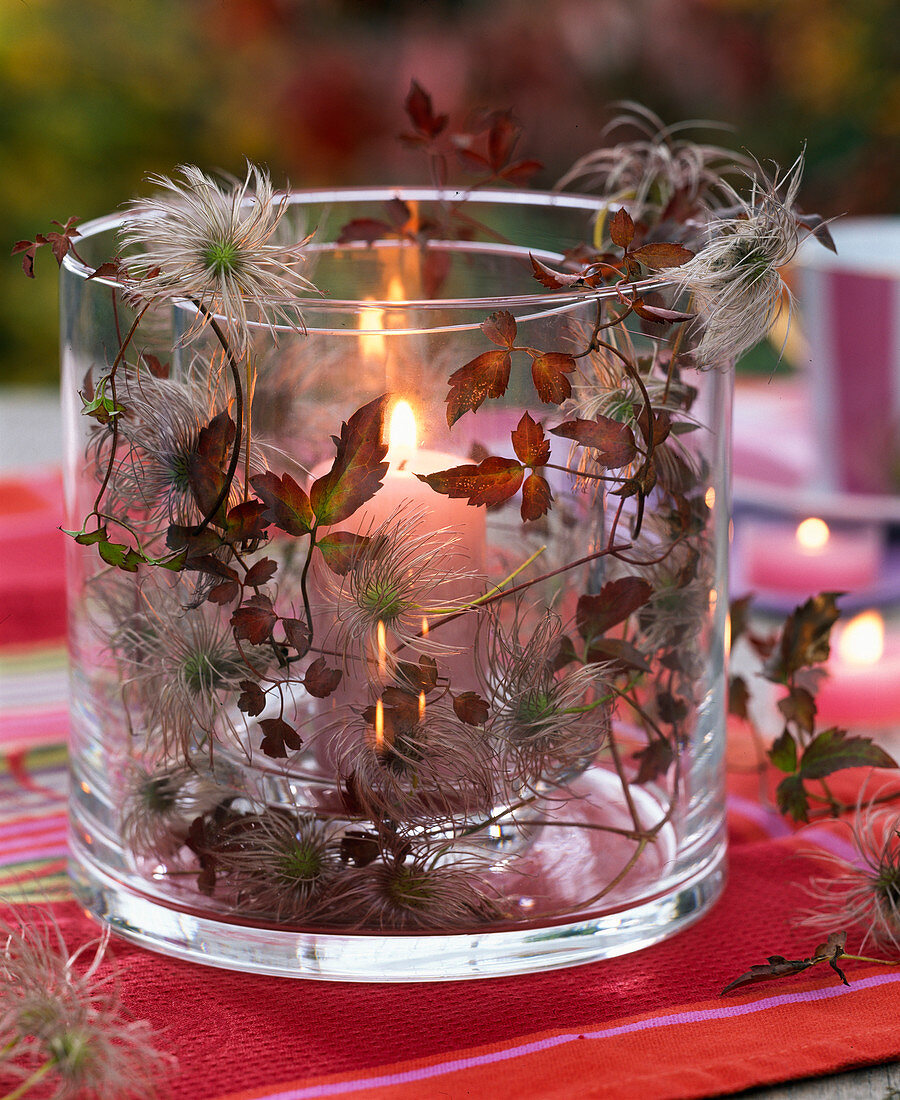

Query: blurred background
[2,0,898,388]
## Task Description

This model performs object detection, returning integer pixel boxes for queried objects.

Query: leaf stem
[2,1060,53,1100]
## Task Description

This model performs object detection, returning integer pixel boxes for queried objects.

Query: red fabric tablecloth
[1,473,898,1100]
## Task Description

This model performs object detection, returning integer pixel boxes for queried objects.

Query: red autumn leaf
[197,410,235,468]
[259,717,303,759]
[340,830,381,866]
[405,79,448,139]
[224,500,269,543]
[310,394,389,525]
[317,531,369,575]
[499,159,543,185]
[445,350,512,427]
[337,218,394,245]
[231,594,277,644]
[630,242,694,269]
[576,577,654,641]
[532,352,575,404]
[481,310,517,348]
[511,412,550,467]
[237,679,266,717]
[244,557,278,587]
[417,455,523,507]
[282,617,311,658]
[632,298,696,325]
[186,554,239,583]
[12,238,40,278]
[609,208,635,249]
[453,691,490,725]
[207,580,240,605]
[140,352,169,379]
[550,417,637,467]
[584,637,651,674]
[487,112,519,172]
[89,259,129,283]
[633,739,675,784]
[520,472,553,522]
[396,655,439,694]
[166,528,225,563]
[304,656,343,698]
[529,254,586,290]
[251,471,314,536]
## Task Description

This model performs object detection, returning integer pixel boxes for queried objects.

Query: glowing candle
[816,610,900,729]
[740,516,882,597]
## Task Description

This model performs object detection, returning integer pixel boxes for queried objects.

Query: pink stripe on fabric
[800,827,865,866]
[726,794,792,839]
[0,818,67,845]
[245,971,900,1100]
[0,841,68,865]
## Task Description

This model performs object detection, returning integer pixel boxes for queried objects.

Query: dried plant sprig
[113,584,257,758]
[557,102,750,234]
[802,805,900,954]
[120,759,229,860]
[322,506,481,680]
[674,152,806,367]
[120,162,316,354]
[479,606,612,792]
[324,847,503,931]
[190,808,343,922]
[0,911,173,1098]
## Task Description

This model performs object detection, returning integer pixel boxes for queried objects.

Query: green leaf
[768,729,798,773]
[799,728,898,779]
[310,395,389,525]
[97,540,143,573]
[775,774,809,822]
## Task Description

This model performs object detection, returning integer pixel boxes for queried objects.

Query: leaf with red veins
[237,680,266,717]
[630,242,694,269]
[310,394,389,525]
[576,577,654,641]
[609,208,635,249]
[453,691,490,726]
[405,80,448,139]
[417,456,523,508]
[532,352,575,404]
[481,310,517,348]
[304,656,343,698]
[445,350,512,427]
[244,557,277,587]
[511,412,550,467]
[550,417,638,468]
[632,298,696,325]
[231,594,277,645]
[259,717,303,759]
[282,617,311,658]
[317,531,369,576]
[251,471,314,536]
[224,500,269,543]
[520,472,553,522]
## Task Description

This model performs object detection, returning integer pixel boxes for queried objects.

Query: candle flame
[374,697,384,752]
[838,610,885,667]
[705,487,716,509]
[796,516,830,552]
[418,690,426,721]
[421,615,429,637]
[389,399,418,460]
[377,620,387,679]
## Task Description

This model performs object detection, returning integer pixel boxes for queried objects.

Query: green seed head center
[279,842,322,883]
[204,239,240,276]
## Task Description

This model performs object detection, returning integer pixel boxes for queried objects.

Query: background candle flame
[389,399,417,465]
[795,516,830,552]
[838,610,885,667]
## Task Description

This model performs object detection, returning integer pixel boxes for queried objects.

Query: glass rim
[61,185,673,318]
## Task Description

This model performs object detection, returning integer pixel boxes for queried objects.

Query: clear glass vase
[62,187,730,979]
